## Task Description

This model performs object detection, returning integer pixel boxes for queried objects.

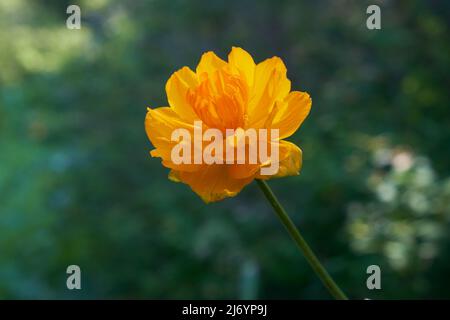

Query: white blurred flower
[392,151,413,172]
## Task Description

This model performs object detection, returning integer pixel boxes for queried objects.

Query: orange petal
[256,140,302,179]
[228,47,255,86]
[228,163,260,179]
[171,165,254,203]
[196,51,227,79]
[145,107,201,172]
[270,91,312,139]
[165,67,199,123]
[248,57,291,128]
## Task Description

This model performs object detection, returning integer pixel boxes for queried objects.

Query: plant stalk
[256,179,348,300]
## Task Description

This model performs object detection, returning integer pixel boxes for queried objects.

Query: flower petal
[256,140,302,179]
[196,51,227,79]
[165,66,199,123]
[228,47,255,86]
[248,57,291,128]
[228,163,260,179]
[171,165,254,203]
[271,91,312,139]
[145,107,201,172]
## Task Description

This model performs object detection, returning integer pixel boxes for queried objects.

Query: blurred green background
[1,0,449,299]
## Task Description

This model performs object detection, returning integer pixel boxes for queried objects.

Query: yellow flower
[145,47,311,203]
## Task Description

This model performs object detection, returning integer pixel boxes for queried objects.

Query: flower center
[187,68,249,132]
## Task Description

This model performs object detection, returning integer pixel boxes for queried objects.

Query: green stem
[256,179,348,300]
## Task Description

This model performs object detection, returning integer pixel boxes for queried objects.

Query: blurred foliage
[0,0,449,299]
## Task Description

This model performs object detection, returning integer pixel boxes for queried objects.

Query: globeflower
[145,47,311,203]
[144,47,347,299]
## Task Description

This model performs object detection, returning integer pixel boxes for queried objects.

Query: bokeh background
[1,0,449,299]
